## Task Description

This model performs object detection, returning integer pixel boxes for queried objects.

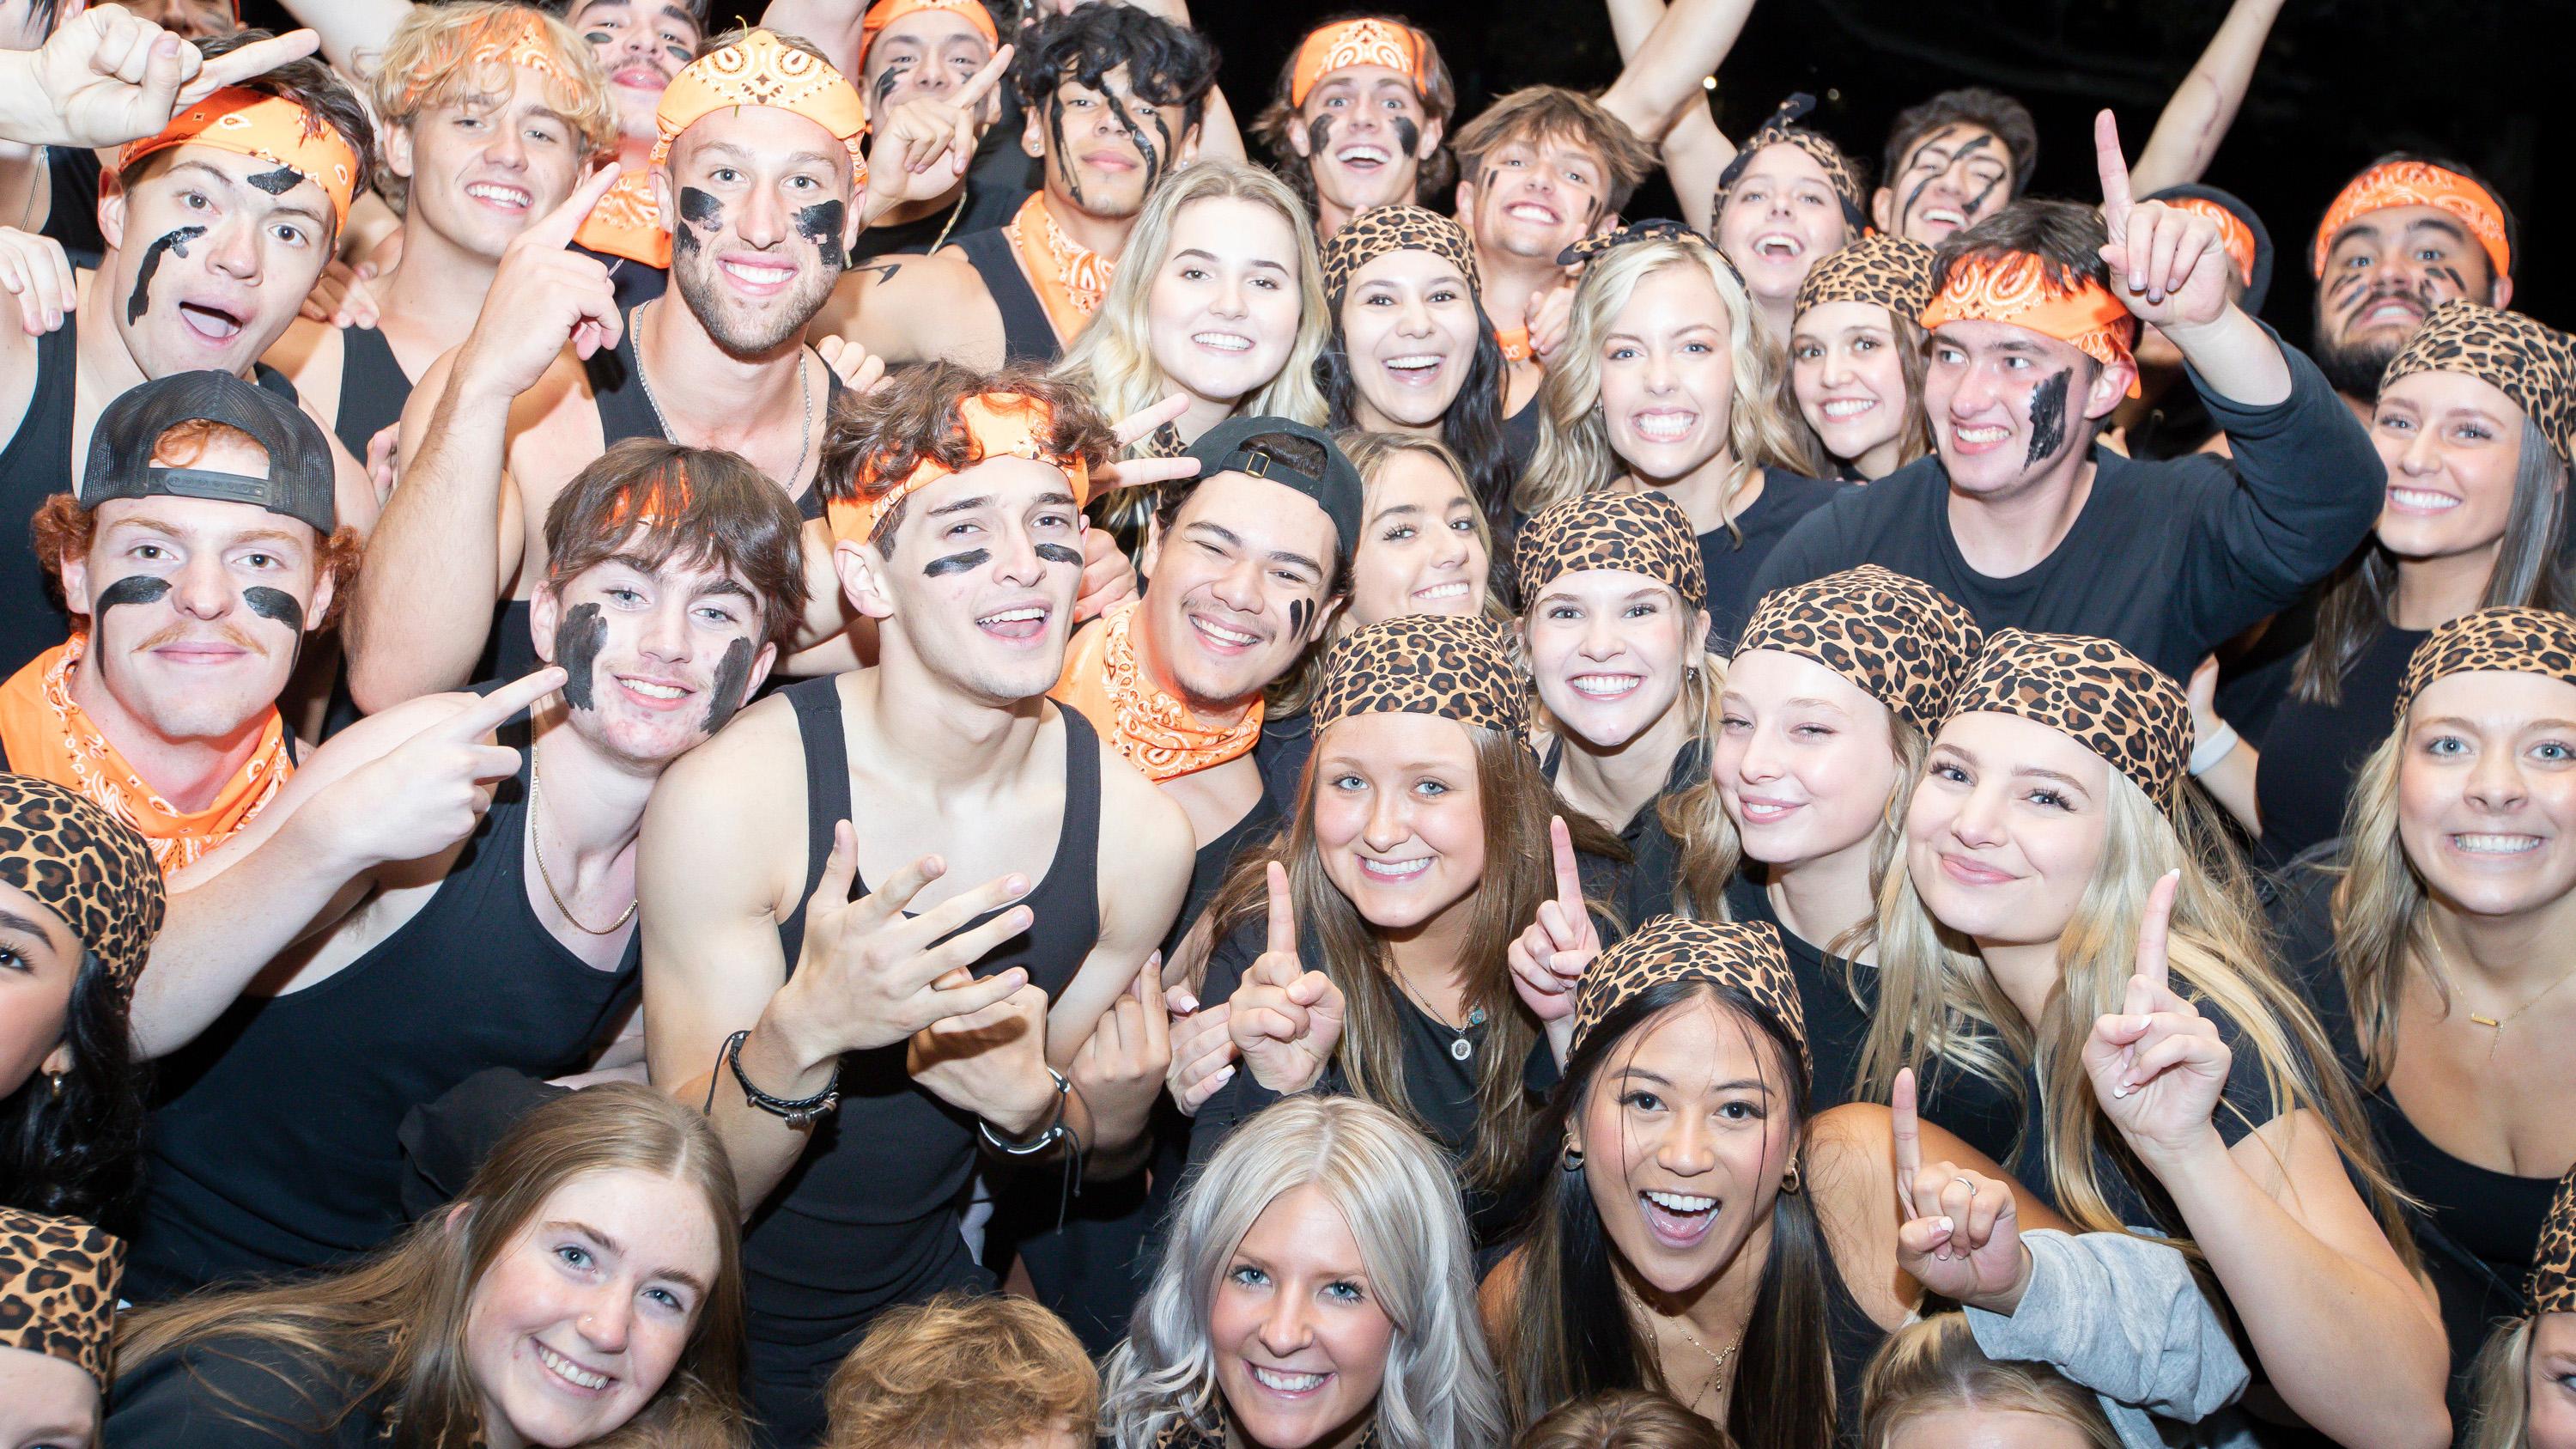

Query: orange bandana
[574,169,672,269]
[1920,251,2140,399]
[0,636,293,874]
[653,29,868,174]
[862,0,1000,54]
[826,391,1092,546]
[1051,602,1262,781]
[1007,192,1112,344]
[118,88,361,228]
[1495,324,1534,365]
[2164,196,2257,289]
[1290,18,1429,107]
[2312,161,2510,281]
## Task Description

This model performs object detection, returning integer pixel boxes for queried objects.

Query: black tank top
[125,701,640,1304]
[740,677,1101,1439]
[39,146,108,270]
[948,227,1060,365]
[331,325,414,462]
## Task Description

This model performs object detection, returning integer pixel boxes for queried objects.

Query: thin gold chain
[529,750,638,935]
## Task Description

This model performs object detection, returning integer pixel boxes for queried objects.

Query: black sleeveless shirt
[946,227,1060,365]
[125,698,640,1303]
[329,324,415,463]
[741,677,1102,1446]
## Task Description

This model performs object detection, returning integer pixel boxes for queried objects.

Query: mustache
[131,619,268,655]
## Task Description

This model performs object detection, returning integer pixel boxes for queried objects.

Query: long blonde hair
[1516,239,1812,525]
[2466,1313,2537,1449]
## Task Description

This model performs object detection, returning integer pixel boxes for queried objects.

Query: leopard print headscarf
[0,774,166,995]
[1570,916,1808,1082]
[1796,231,1938,321]
[1323,205,1482,311]
[1947,630,2189,813]
[2532,1166,2576,1314]
[1737,566,1984,728]
[2394,606,2576,721]
[1717,94,1866,234]
[1513,490,1706,612]
[2380,301,2576,470]
[1315,615,1529,741]
[0,1208,123,1384]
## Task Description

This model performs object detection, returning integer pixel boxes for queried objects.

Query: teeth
[1338,147,1390,165]
[1925,208,1965,227]
[2388,488,2460,511]
[622,679,685,699]
[465,182,530,208]
[1505,203,1558,222]
[1954,423,2009,443]
[1821,399,1877,419]
[1644,1190,1716,1213]
[1571,673,1640,697]
[1755,235,1800,257]
[720,259,793,285]
[1740,799,1798,819]
[2454,833,2542,855]
[1413,581,1469,601]
[1193,332,1252,352]
[1631,412,1694,441]
[1252,1367,1327,1392]
[1360,856,1431,878]
[980,607,1045,624]
[1384,355,1441,372]
[536,1342,609,1391]
[1193,616,1258,646]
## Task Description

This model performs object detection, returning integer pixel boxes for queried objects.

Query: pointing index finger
[2136,868,2179,994]
[2093,109,2135,236]
[532,162,624,251]
[1891,1066,1924,1214]
[438,667,568,741]
[951,43,1015,113]
[185,28,320,100]
[1549,815,1584,911]
[1265,861,1296,959]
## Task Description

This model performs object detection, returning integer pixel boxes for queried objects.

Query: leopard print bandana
[1570,916,1808,1082]
[1796,231,1938,321]
[1323,205,1482,312]
[0,1209,123,1384]
[2532,1165,2576,1314]
[1717,94,1866,234]
[0,773,166,995]
[1315,615,1528,741]
[1514,490,1706,612]
[2380,301,2576,470]
[1736,566,1984,728]
[2393,606,2576,721]
[1947,630,2189,813]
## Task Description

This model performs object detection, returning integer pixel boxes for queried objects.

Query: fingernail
[1212,1067,1234,1086]
[1939,1216,1954,1233]
[2112,1084,2130,1099]
[1175,993,1198,1013]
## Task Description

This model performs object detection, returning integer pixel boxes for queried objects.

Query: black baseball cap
[81,371,337,536]
[1182,417,1364,558]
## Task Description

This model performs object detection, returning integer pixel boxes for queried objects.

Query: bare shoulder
[818,249,1003,367]
[647,687,811,860]
[1094,735,1193,859]
[264,315,342,405]
[1478,1241,1528,1342]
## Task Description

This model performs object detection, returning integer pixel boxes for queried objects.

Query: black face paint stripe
[2026,368,2072,469]
[675,186,720,258]
[128,226,206,326]
[2424,265,2469,298]
[1307,114,1336,173]
[1033,542,1083,566]
[94,575,171,613]
[872,66,902,111]
[1044,92,1083,208]
[246,167,301,196]
[702,636,755,735]
[242,587,303,632]
[1962,174,2005,222]
[924,548,991,576]
[1288,595,1313,639]
[556,602,606,710]
[795,200,847,271]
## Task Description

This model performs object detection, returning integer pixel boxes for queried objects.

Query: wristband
[979,1067,1072,1156]
[2188,721,2240,776]
[723,1029,841,1127]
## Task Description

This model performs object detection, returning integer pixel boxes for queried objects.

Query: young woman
[1335,431,1504,636]
[2465,1166,2576,1449]
[2275,607,2576,1399]
[1782,234,1938,483]
[108,1083,746,1448]
[1710,97,1868,349]
[0,1207,120,1449]
[0,774,162,1225]
[1317,207,1522,536]
[1102,1093,1508,1449]
[1876,628,2451,1448]
[1517,228,1834,645]
[1187,615,1617,1241]
[1858,1313,2118,1449]
[2196,301,2575,865]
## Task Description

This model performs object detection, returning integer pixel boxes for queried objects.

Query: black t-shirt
[1544,735,1701,932]
[108,1336,386,1448]
[1704,468,1844,650]
[1753,332,2380,683]
[2251,621,2425,871]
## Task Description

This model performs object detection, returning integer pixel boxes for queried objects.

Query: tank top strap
[1049,700,1103,913]
[331,324,415,461]
[585,306,667,447]
[783,677,852,904]
[949,227,1060,365]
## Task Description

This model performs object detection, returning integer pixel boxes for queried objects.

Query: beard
[672,247,841,358]
[2312,317,2410,402]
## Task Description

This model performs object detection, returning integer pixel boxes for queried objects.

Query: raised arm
[2,13,319,148]
[1595,0,1759,145]
[1048,752,1192,1160]
[270,0,415,77]
[2125,0,2286,197]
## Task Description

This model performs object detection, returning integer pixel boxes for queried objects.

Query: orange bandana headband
[862,0,1000,55]
[828,393,1092,545]
[1920,251,2140,399]
[2312,161,2510,281]
[653,29,868,172]
[2165,196,2257,289]
[118,88,360,228]
[1290,19,1429,107]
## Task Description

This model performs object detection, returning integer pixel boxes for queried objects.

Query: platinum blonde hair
[1098,1096,1507,1449]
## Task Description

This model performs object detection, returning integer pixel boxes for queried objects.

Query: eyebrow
[927,495,996,518]
[1172,247,1289,272]
[1185,521,1322,577]
[1367,501,1425,523]
[2416,715,2576,734]
[691,139,835,170]
[167,158,328,225]
[0,909,57,942]
[2406,216,2470,245]
[552,1219,711,1294]
[1619,1066,1773,1095]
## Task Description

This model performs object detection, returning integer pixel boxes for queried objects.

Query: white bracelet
[2189,721,2240,776]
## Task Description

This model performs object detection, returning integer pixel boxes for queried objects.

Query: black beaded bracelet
[723,1029,841,1127]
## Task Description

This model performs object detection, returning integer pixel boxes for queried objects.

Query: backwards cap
[1183,417,1364,555]
[82,370,338,536]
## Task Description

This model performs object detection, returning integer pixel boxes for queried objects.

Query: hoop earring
[1560,1142,1586,1173]
[47,1071,64,1099]
[1781,1161,1802,1195]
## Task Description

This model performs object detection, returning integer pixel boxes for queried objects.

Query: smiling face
[531,544,776,770]
[1716,143,1850,306]
[104,149,337,377]
[1598,264,1735,483]
[1905,710,2111,950]
[841,457,1089,706]
[1022,63,1194,222]
[1925,320,2121,501]
[1312,711,1485,933]
[861,8,996,120]
[2528,1312,2576,1449]
[1573,993,1798,1296]
[1716,649,1903,870]
[0,1344,98,1449]
[2393,672,2576,921]
[397,66,590,264]
[566,0,701,142]
[0,881,79,1102]
[1346,450,1485,630]
[1141,472,1340,714]
[2371,368,2530,568]
[1524,568,1698,751]
[1291,64,1438,218]
[461,1167,720,1449]
[1208,1184,1394,1449]
[1145,197,1303,409]
[2314,204,2507,397]
[661,106,857,357]
[1876,125,2014,245]
[1457,131,1611,268]
[1340,247,1479,429]
[1791,299,1912,473]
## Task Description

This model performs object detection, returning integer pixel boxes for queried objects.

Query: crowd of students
[0,0,2567,1446]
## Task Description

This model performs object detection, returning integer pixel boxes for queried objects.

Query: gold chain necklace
[529,750,638,935]
[1622,1285,1741,1416]
[2426,929,2576,1056]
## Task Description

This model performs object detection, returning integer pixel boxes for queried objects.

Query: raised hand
[1092,393,1206,496]
[1073,527,1139,623]
[23,7,320,150]
[1506,816,1598,1066]
[1891,1068,2031,1309]
[1225,862,1345,1093]
[1525,274,1577,367]
[0,227,75,337]
[1068,952,1174,1146]
[815,335,888,395]
[2083,868,2232,1167]
[459,164,625,398]
[312,667,566,871]
[1164,977,1236,1116]
[862,45,1015,217]
[2094,110,2231,330]
[908,965,1058,1136]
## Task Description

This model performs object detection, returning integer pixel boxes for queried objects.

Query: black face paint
[1306,114,1336,174]
[1033,542,1083,566]
[556,602,606,710]
[242,587,303,631]
[2424,265,2469,299]
[674,186,720,258]
[1044,92,1083,207]
[871,66,902,113]
[1288,596,1313,639]
[94,575,171,613]
[246,166,301,196]
[1899,131,1995,232]
[1097,91,1172,193]
[1961,173,2005,223]
[127,225,206,326]
[924,548,991,577]
[795,200,847,271]
[701,636,755,734]
[1390,118,1421,168]
[2026,368,2072,468]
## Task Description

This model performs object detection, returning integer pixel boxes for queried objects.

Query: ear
[56,545,92,618]
[2491,272,2515,310]
[97,168,127,253]
[1415,116,1444,159]
[443,1199,475,1234]
[1869,186,1893,234]
[647,165,674,235]
[1179,122,1202,165]
[1692,606,1712,650]
[305,563,337,635]
[386,123,417,186]
[1309,593,1347,643]
[741,641,780,703]
[835,537,896,621]
[37,1040,73,1081]
[2083,361,2133,421]
[1022,103,1046,161]
[529,582,564,664]
[1138,511,1163,578]
[1452,176,1478,226]
[1286,115,1315,160]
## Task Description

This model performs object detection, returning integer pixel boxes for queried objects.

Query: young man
[826,4,1217,367]
[119,438,807,1305]
[2307,153,2516,411]
[641,362,1191,1446]
[0,27,376,673]
[1755,114,2381,684]
[0,371,357,870]
[1250,15,1455,242]
[265,3,617,466]
[1870,86,2039,247]
[1447,86,1655,368]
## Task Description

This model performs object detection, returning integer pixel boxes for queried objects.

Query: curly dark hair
[1880,87,2037,204]
[818,362,1118,551]
[0,953,146,1228]
[117,30,380,234]
[1249,13,1460,213]
[1932,198,2114,297]
[1011,4,1218,130]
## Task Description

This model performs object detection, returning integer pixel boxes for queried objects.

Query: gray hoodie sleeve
[1965,1229,2251,1449]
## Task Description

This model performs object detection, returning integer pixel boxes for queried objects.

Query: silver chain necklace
[632,300,814,487]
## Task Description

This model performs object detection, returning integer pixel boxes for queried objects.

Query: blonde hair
[2330,716,2491,1087]
[2466,1313,2537,1449]
[1516,239,1812,525]
[1099,1096,1507,1449]
[369,2,620,212]
[823,1292,1097,1448]
[1859,1313,2118,1449]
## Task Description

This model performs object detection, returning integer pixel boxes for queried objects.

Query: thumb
[813,819,860,910]
[139,31,188,120]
